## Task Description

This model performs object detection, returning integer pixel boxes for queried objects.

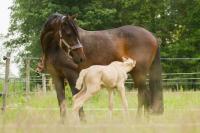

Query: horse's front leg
[52,76,66,123]
[132,72,150,118]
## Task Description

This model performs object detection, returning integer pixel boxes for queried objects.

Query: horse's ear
[66,14,78,20]
[71,13,78,20]
[66,14,70,19]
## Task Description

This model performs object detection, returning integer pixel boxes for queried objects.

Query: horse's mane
[40,13,80,53]
[67,17,79,38]
[41,13,79,41]
[42,13,62,34]
[40,13,62,51]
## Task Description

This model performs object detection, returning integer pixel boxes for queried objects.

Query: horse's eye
[63,22,67,26]
[66,31,72,36]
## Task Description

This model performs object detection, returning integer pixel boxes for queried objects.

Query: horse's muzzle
[76,56,86,64]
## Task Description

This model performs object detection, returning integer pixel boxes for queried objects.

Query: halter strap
[59,30,83,54]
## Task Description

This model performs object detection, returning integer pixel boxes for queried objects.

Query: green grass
[1,90,200,133]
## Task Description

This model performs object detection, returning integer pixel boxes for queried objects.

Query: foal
[73,57,136,119]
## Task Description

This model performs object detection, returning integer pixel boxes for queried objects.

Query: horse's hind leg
[52,76,66,123]
[131,71,150,117]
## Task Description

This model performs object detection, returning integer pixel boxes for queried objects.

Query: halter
[59,16,83,56]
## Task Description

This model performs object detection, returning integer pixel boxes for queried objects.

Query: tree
[5,0,200,89]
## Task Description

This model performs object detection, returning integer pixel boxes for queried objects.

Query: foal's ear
[132,60,136,67]
[122,57,128,61]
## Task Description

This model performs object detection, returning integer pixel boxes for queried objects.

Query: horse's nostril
[80,58,83,63]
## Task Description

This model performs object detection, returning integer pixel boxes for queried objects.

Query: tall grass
[0,91,200,133]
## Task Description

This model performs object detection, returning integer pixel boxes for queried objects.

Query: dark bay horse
[39,13,163,121]
[39,13,86,122]
[78,26,163,116]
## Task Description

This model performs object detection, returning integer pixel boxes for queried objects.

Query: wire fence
[0,55,200,97]
[0,55,199,130]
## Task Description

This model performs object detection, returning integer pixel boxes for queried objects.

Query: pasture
[1,90,200,133]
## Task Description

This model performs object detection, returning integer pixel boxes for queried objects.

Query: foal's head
[122,57,136,72]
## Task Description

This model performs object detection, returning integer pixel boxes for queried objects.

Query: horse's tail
[149,47,164,114]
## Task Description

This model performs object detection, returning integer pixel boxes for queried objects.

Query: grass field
[0,90,200,133]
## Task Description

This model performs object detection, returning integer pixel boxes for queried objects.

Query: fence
[0,52,200,110]
[0,54,199,92]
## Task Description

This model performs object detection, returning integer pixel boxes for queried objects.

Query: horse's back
[80,25,158,72]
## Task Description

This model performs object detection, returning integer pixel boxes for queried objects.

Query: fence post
[1,52,11,112]
[49,78,53,90]
[42,74,46,93]
[25,58,30,95]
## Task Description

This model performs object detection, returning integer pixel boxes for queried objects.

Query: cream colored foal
[73,57,136,120]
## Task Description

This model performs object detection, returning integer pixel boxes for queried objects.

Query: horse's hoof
[149,108,164,115]
[80,117,87,123]
[59,120,64,125]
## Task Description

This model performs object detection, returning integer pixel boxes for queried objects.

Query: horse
[73,57,136,120]
[39,13,86,122]
[39,13,163,121]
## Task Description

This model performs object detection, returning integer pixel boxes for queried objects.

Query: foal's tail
[149,47,164,114]
[75,69,88,90]
[74,69,88,100]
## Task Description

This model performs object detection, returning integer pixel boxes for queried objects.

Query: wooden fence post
[42,74,46,93]
[1,52,11,112]
[25,58,30,95]
[48,78,53,90]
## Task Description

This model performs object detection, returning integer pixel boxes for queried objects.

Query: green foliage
[4,0,200,90]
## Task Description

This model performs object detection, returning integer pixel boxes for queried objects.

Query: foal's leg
[117,84,129,119]
[73,84,100,121]
[108,90,114,119]
[73,92,91,121]
[53,76,66,123]
[67,74,86,122]
[72,86,88,121]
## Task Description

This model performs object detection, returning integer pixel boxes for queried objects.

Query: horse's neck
[78,27,89,37]
[42,31,59,53]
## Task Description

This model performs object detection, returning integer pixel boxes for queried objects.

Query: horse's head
[122,57,136,72]
[58,14,86,64]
